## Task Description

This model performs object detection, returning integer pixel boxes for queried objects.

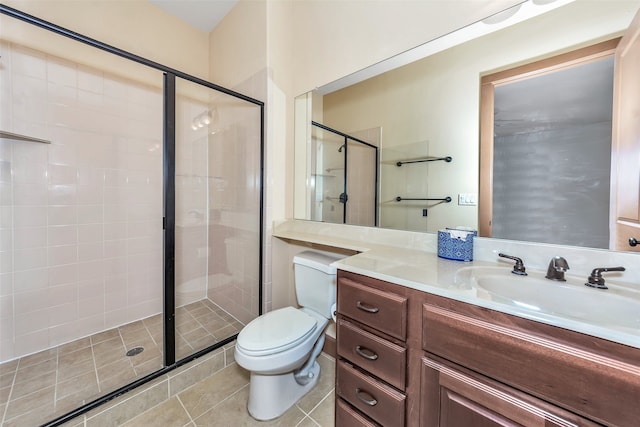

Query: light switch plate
[458,193,477,206]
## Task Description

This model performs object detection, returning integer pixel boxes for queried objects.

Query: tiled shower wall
[0,40,262,363]
[0,41,165,361]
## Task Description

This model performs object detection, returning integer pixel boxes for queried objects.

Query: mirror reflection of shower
[309,122,379,227]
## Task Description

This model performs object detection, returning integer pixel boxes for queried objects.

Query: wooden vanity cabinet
[422,295,640,427]
[335,270,640,427]
[336,271,422,426]
[420,356,599,427]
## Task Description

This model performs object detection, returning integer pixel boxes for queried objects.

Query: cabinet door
[420,357,598,427]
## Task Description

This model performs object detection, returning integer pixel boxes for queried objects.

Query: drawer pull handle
[355,388,378,406]
[355,345,378,361]
[356,301,379,313]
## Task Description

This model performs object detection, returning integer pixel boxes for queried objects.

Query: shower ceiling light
[191,108,218,131]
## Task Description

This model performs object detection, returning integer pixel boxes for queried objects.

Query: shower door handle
[339,193,348,204]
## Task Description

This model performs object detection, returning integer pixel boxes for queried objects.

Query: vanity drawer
[337,318,406,390]
[336,398,381,427]
[338,277,407,340]
[337,360,406,427]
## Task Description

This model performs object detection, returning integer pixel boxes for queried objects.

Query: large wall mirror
[294,0,640,252]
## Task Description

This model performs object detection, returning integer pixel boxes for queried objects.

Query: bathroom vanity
[335,270,640,427]
[271,219,640,427]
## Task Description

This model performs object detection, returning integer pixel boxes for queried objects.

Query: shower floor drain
[126,346,144,357]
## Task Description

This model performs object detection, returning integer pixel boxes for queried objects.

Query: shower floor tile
[0,299,241,427]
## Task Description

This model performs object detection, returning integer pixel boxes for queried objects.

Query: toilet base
[247,360,321,421]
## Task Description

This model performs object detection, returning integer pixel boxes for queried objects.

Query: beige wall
[290,0,523,95]
[2,0,210,80]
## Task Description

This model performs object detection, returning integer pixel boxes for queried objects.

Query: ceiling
[147,0,238,33]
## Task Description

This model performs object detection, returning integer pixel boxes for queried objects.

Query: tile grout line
[52,346,60,412]
[0,359,19,426]
[89,334,101,393]
[296,416,322,427]
[190,382,249,422]
[176,394,194,425]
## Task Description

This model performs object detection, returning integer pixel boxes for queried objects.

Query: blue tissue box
[437,229,477,261]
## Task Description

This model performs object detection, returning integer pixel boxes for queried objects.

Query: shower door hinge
[163,217,166,229]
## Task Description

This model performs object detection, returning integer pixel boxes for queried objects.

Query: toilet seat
[237,307,318,357]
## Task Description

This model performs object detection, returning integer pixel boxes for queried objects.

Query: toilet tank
[293,251,345,318]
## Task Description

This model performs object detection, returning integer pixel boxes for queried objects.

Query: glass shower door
[310,126,346,224]
[173,77,262,362]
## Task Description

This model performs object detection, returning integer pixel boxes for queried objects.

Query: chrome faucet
[545,256,569,281]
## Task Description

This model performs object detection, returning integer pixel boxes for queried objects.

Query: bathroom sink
[454,267,640,329]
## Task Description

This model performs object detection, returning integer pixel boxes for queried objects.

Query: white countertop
[273,220,640,350]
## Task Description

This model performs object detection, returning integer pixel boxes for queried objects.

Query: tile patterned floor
[120,353,336,427]
[0,299,243,426]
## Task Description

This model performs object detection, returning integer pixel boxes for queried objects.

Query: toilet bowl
[234,250,345,421]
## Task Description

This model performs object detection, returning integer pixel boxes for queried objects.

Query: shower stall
[309,122,378,226]
[0,6,263,426]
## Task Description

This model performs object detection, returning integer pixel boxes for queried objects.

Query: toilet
[234,250,345,420]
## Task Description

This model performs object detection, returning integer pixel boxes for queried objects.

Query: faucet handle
[498,253,527,276]
[585,266,625,289]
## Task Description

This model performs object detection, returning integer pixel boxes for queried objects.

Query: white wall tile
[77,66,103,93]
[0,183,12,206]
[78,242,102,262]
[0,206,12,228]
[78,223,102,243]
[13,247,47,271]
[0,294,14,320]
[48,283,78,307]
[49,143,78,166]
[0,227,12,252]
[48,184,77,205]
[13,183,47,205]
[49,321,80,347]
[77,259,103,281]
[13,206,47,227]
[0,273,13,297]
[14,329,48,357]
[47,244,77,266]
[14,268,47,292]
[14,290,49,317]
[47,58,77,87]
[49,302,78,327]
[48,164,78,185]
[48,225,78,246]
[47,264,78,286]
[48,205,78,225]
[77,205,103,224]
[13,226,46,250]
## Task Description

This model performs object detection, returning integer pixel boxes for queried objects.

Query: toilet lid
[237,307,317,355]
